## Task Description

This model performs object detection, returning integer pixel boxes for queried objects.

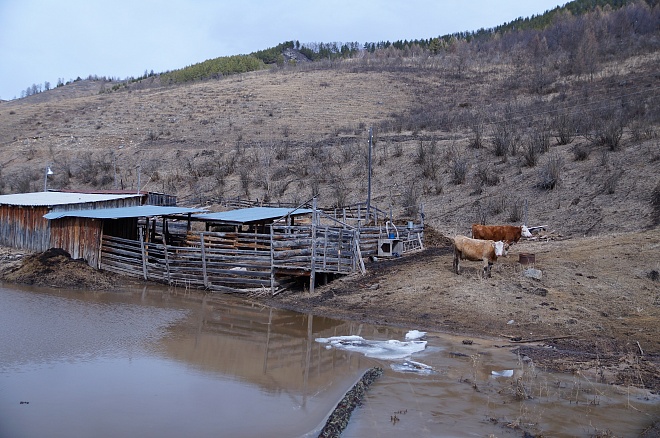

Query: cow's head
[494,241,506,257]
[521,225,533,238]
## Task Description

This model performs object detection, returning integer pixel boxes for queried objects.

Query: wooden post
[162,231,171,284]
[366,127,373,223]
[200,233,208,288]
[270,225,275,295]
[310,198,317,294]
[338,228,343,271]
[355,233,366,275]
[97,222,104,270]
[323,226,328,270]
[139,226,148,280]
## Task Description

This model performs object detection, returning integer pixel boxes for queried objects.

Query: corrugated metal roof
[0,191,143,207]
[194,207,313,224]
[44,205,207,220]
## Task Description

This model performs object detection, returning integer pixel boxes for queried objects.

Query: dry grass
[0,50,658,240]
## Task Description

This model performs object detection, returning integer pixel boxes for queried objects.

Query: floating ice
[390,359,436,374]
[491,369,514,377]
[315,335,427,360]
[405,330,427,340]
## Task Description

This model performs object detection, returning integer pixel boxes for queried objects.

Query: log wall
[98,218,423,294]
[99,224,359,294]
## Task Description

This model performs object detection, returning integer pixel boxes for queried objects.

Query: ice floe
[390,359,436,374]
[315,335,427,360]
[404,330,427,340]
[491,369,514,378]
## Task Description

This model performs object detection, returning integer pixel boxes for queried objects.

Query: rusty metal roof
[44,205,207,220]
[194,207,313,225]
[0,191,143,207]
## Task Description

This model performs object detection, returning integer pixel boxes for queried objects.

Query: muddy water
[1,283,658,437]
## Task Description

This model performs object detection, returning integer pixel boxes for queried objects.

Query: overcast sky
[0,1,567,100]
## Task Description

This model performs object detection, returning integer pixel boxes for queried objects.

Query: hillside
[1,1,660,401]
[0,3,658,241]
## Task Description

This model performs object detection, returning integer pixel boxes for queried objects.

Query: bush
[553,113,575,145]
[476,165,499,186]
[604,170,623,195]
[507,198,524,223]
[589,106,626,151]
[401,182,420,217]
[522,142,539,167]
[652,181,660,226]
[572,143,590,161]
[451,156,468,185]
[538,153,563,190]
[416,140,439,180]
[468,114,485,149]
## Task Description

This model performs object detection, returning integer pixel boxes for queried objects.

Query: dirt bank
[0,247,117,290]
[263,228,660,393]
[2,229,659,392]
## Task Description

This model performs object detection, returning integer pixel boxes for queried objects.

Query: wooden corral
[95,205,424,295]
[99,223,359,294]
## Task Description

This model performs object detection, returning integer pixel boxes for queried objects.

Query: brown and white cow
[471,224,532,244]
[453,235,506,278]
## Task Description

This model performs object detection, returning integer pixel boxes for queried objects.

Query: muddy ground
[264,227,660,393]
[2,228,660,394]
[0,247,117,290]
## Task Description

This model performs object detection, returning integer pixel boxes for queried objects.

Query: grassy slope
[1,52,658,239]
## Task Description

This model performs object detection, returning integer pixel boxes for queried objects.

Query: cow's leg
[453,249,460,274]
[483,260,493,278]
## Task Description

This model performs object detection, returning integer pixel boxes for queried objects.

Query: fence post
[200,233,208,288]
[310,198,317,294]
[270,225,275,295]
[139,226,148,281]
[162,232,171,285]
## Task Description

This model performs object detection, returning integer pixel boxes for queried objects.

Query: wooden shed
[0,191,181,266]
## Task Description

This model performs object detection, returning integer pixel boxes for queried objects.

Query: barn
[0,191,194,267]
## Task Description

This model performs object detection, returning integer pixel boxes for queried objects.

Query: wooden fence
[99,224,360,294]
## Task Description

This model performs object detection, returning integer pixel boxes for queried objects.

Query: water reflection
[0,284,378,438]
[1,283,658,438]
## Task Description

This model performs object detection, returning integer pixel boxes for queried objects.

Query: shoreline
[2,229,660,393]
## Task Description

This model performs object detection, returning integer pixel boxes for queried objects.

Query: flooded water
[1,283,658,437]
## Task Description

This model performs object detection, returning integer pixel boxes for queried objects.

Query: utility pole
[366,127,373,223]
